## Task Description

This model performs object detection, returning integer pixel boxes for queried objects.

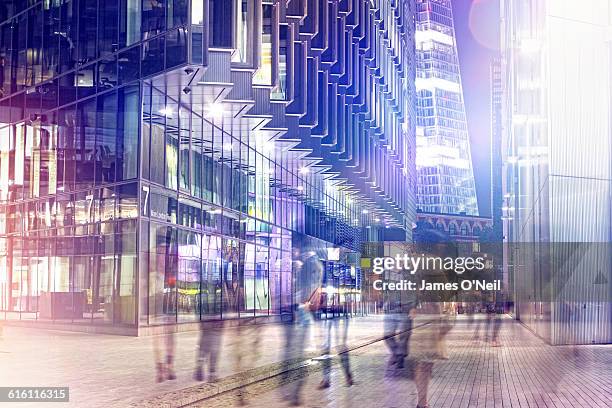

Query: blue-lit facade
[414,0,478,216]
[0,0,417,333]
[501,0,612,344]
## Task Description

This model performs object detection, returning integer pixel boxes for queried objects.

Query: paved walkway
[197,316,612,408]
[0,316,610,407]
[0,315,391,408]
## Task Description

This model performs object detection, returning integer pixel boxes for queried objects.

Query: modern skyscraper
[0,1,417,333]
[501,0,612,344]
[414,0,479,216]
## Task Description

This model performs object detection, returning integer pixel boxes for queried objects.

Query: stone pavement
[0,315,610,408]
[0,315,395,408]
[196,316,612,408]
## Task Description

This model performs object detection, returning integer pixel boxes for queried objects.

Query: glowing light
[299,167,310,175]
[223,143,233,151]
[362,209,369,214]
[324,285,337,294]
[507,156,519,164]
[296,185,304,191]
[207,103,224,119]
[256,132,274,153]
[467,0,500,51]
[159,107,173,117]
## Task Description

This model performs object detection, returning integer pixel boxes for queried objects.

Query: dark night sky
[452,0,500,218]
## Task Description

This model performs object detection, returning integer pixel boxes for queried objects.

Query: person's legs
[291,317,309,404]
[414,362,433,407]
[283,308,309,406]
[319,318,333,387]
[194,326,206,381]
[396,315,412,368]
[208,331,221,382]
[338,317,353,385]
[165,327,176,380]
[384,315,400,365]
[152,326,165,382]
[491,314,502,346]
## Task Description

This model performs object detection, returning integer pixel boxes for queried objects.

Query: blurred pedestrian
[152,233,177,383]
[384,300,415,369]
[234,317,261,405]
[281,248,322,406]
[193,323,222,382]
[318,311,353,388]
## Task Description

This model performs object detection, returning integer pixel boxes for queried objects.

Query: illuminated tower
[415,0,479,215]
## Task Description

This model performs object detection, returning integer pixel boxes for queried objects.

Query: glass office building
[0,1,417,333]
[414,0,478,215]
[501,0,612,344]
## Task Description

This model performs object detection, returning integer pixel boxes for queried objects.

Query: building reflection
[0,0,417,333]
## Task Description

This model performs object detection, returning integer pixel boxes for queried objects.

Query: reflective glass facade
[0,1,417,333]
[414,0,478,215]
[501,0,612,344]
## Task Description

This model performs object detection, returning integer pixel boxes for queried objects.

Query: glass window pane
[117,85,139,181]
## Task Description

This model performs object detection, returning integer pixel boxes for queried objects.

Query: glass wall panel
[98,0,119,57]
[75,98,96,189]
[253,3,274,85]
[149,223,177,325]
[138,220,149,325]
[149,87,165,184]
[95,91,118,185]
[201,234,221,320]
[142,0,166,40]
[165,28,187,69]
[116,85,139,181]
[118,45,141,85]
[92,222,115,324]
[165,97,178,190]
[178,105,189,191]
[119,0,142,48]
[168,0,189,28]
[78,0,98,64]
[116,219,137,324]
[177,229,198,322]
[253,244,269,316]
[209,0,232,48]
[72,251,93,324]
[141,35,164,77]
[27,6,44,86]
[232,0,253,64]
[58,0,79,76]
[221,237,239,318]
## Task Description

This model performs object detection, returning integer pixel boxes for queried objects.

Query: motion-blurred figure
[193,324,222,382]
[281,300,313,406]
[487,298,503,347]
[152,234,177,383]
[153,324,176,382]
[408,230,457,408]
[281,249,322,406]
[234,318,261,405]
[318,314,353,388]
[384,300,414,369]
